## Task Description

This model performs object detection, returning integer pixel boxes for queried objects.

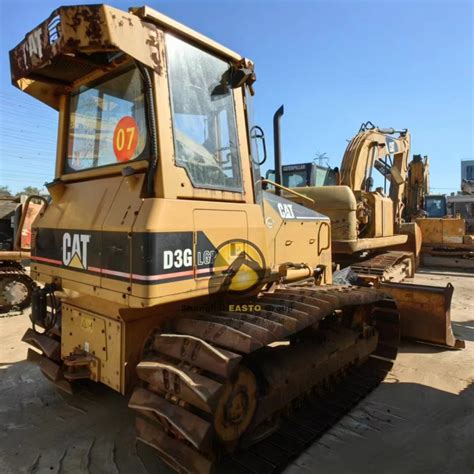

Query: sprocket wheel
[0,274,34,312]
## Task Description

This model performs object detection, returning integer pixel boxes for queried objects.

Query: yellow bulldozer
[10,5,464,473]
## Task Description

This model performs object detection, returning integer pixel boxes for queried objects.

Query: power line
[430,187,460,190]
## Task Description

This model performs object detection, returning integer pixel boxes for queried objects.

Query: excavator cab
[275,162,338,187]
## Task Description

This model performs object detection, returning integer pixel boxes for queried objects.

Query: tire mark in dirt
[27,453,41,474]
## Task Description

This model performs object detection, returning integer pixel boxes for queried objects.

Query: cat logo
[277,202,295,219]
[62,232,91,270]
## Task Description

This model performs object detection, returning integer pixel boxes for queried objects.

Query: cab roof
[9,4,244,109]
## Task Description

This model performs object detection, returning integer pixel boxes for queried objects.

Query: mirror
[230,64,255,90]
[15,195,48,252]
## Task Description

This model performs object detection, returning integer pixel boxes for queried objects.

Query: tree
[314,151,330,167]
[18,186,43,196]
[0,185,12,197]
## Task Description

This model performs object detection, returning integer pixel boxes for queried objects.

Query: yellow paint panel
[417,217,465,245]
[62,304,123,392]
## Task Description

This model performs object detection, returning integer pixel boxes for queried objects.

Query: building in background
[461,159,474,194]
[446,160,474,231]
[461,160,474,181]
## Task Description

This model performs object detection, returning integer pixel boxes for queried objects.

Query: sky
[0,0,473,194]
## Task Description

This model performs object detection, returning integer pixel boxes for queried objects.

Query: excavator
[402,155,474,268]
[272,121,421,283]
[403,154,449,220]
[9,5,464,473]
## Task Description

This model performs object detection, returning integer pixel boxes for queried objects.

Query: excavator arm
[403,154,430,221]
[339,122,411,226]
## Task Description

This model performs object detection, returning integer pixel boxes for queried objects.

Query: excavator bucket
[379,282,465,349]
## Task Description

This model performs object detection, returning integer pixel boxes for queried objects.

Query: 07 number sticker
[113,116,139,162]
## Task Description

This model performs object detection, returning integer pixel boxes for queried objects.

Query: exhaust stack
[273,105,284,195]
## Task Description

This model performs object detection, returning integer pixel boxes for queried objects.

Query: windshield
[425,197,446,217]
[65,67,148,173]
[166,34,242,191]
[283,170,308,188]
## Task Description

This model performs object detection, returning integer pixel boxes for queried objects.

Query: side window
[166,34,242,192]
[66,67,148,173]
[283,170,308,188]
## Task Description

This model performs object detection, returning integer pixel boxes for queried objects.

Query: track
[350,251,414,283]
[129,286,399,473]
[219,357,393,473]
[20,284,399,473]
[0,260,35,313]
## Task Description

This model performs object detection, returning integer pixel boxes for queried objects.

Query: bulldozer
[10,5,464,473]
[270,121,422,283]
[0,195,43,312]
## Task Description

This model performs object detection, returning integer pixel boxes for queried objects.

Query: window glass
[166,34,242,191]
[283,170,308,188]
[66,68,147,173]
[425,197,446,217]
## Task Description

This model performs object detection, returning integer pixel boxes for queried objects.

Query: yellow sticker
[80,316,94,332]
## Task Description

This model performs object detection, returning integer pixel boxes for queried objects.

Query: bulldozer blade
[378,282,465,350]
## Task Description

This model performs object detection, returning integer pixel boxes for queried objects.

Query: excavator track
[129,285,399,473]
[350,251,414,283]
[0,260,36,313]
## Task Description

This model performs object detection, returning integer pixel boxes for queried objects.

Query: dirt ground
[0,267,473,474]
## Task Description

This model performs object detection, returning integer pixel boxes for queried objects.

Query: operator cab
[266,163,338,188]
[10,6,259,202]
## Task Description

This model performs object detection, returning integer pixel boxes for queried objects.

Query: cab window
[65,67,148,173]
[166,34,242,192]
